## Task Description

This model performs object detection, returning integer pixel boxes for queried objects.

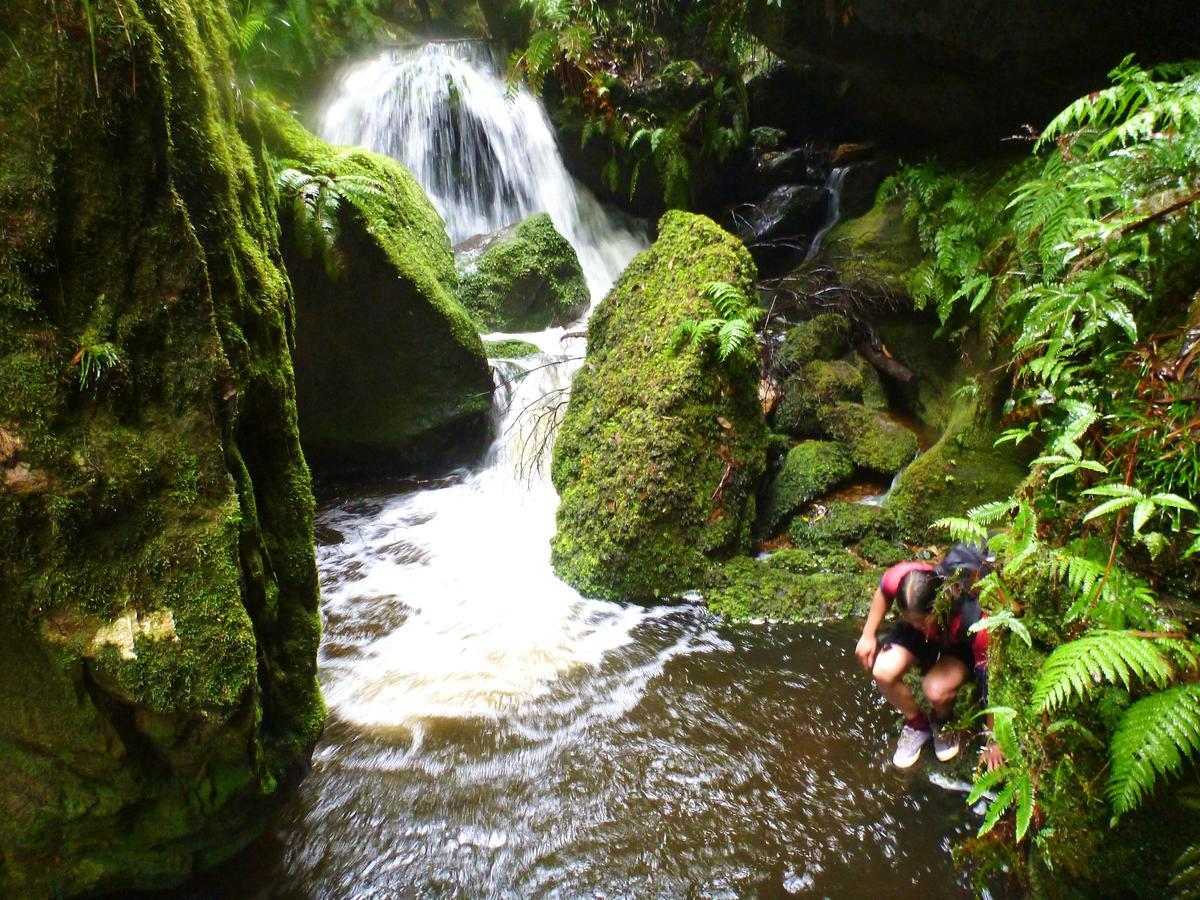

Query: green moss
[789,500,897,550]
[0,2,322,894]
[822,402,919,476]
[457,213,589,331]
[773,358,863,437]
[823,197,922,295]
[886,374,1029,535]
[855,534,909,567]
[551,212,768,601]
[484,339,542,359]
[774,313,851,372]
[704,555,881,622]
[758,440,854,535]
[255,99,493,472]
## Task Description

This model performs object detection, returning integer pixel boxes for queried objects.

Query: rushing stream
[170,41,982,898]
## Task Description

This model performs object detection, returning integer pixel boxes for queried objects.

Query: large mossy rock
[705,552,881,622]
[758,441,854,536]
[259,102,494,473]
[456,213,590,331]
[0,2,321,895]
[551,212,768,600]
[886,373,1029,535]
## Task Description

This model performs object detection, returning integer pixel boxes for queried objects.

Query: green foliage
[1032,631,1179,713]
[1108,683,1200,819]
[506,0,767,209]
[1172,843,1200,898]
[275,165,382,279]
[968,706,1037,842]
[670,280,763,365]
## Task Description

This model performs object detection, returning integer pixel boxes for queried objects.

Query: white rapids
[312,41,682,737]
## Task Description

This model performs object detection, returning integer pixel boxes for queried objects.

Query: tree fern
[1108,683,1200,819]
[1033,631,1177,713]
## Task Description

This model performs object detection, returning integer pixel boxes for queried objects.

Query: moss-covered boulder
[551,212,768,600]
[483,338,542,359]
[705,554,881,621]
[0,2,321,895]
[823,198,922,296]
[773,358,863,436]
[886,374,1029,535]
[774,312,851,372]
[789,500,897,551]
[822,402,919,475]
[758,441,854,535]
[259,102,494,473]
[456,213,590,331]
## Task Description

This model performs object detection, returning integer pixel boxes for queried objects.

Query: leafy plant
[671,281,763,365]
[275,166,382,279]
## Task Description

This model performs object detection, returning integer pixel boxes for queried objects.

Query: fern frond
[1033,631,1174,712]
[1108,683,1200,817]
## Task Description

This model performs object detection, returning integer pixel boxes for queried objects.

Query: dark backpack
[935,542,993,633]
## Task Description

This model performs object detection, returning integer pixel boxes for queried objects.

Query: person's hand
[981,739,1005,771]
[855,632,877,672]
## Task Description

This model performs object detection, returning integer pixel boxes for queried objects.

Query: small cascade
[804,165,850,263]
[318,41,643,298]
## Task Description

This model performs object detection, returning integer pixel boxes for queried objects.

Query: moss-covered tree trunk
[0,2,322,894]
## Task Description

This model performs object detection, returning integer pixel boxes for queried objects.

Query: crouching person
[854,551,990,768]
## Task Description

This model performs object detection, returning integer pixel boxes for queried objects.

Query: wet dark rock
[748,0,1200,146]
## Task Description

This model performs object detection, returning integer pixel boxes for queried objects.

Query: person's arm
[855,586,890,671]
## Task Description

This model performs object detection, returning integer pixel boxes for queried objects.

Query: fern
[671,281,762,366]
[1172,844,1200,899]
[276,166,381,280]
[1108,683,1200,819]
[1032,631,1177,713]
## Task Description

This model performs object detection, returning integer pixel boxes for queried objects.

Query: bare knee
[922,672,962,708]
[873,647,911,688]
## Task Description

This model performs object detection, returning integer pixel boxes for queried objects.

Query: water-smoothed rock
[259,102,494,474]
[822,402,919,476]
[483,338,542,359]
[758,441,854,536]
[551,212,768,601]
[789,500,897,551]
[0,2,321,894]
[456,213,590,331]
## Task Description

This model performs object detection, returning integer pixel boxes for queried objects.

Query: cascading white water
[319,41,643,298]
[804,165,849,263]
[313,41,664,734]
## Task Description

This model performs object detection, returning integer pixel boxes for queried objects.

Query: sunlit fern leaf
[1033,631,1175,713]
[701,281,747,319]
[931,516,988,545]
[1108,683,1200,818]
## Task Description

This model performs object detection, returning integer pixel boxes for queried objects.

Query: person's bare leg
[922,656,969,723]
[872,644,921,719]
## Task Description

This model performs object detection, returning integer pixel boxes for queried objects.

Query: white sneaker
[933,725,962,762]
[893,724,932,768]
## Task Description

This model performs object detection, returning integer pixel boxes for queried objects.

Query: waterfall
[311,42,660,732]
[804,165,849,263]
[318,41,643,298]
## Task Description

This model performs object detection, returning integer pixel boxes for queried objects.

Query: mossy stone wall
[0,2,321,894]
[551,212,768,601]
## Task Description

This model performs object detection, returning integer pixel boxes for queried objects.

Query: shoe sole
[934,743,961,762]
[893,750,923,768]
